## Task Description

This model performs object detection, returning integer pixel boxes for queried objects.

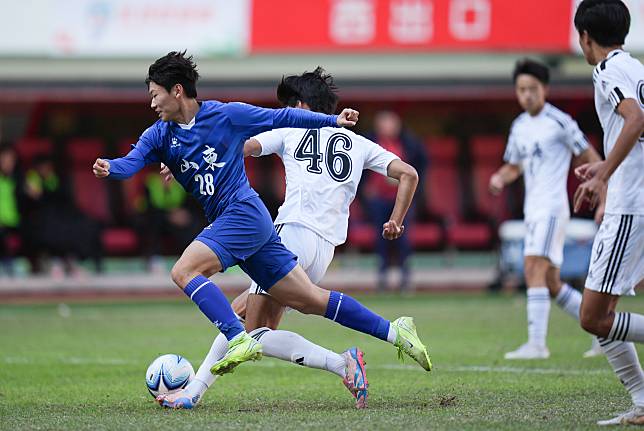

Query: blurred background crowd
[0,0,641,290]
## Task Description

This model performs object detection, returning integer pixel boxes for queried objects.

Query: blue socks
[324,291,390,341]
[184,275,244,341]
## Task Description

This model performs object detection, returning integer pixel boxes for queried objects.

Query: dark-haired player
[573,0,644,425]
[93,53,430,407]
[489,58,602,360]
[157,67,426,409]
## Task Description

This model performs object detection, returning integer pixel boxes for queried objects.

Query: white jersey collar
[178,116,196,130]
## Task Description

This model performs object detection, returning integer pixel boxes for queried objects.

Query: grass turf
[1,293,643,430]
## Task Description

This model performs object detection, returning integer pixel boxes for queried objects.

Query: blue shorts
[195,196,297,291]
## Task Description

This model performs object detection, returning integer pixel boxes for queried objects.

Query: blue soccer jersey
[107,101,339,221]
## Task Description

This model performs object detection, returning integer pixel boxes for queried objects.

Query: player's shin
[184,275,245,340]
[324,291,392,341]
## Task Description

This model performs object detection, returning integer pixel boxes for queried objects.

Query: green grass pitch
[1,293,643,430]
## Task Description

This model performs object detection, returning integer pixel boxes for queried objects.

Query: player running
[573,0,644,425]
[489,59,602,360]
[156,67,425,410]
[93,52,431,402]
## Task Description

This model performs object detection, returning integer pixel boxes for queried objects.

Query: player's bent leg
[248,326,368,408]
[171,240,248,341]
[245,292,286,331]
[269,266,432,371]
[170,240,222,288]
[579,289,619,338]
[267,265,330,315]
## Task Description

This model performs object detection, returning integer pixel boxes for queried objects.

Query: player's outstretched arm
[488,163,521,195]
[574,99,644,212]
[99,148,148,180]
[382,159,418,240]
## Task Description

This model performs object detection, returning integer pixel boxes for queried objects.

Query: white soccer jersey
[252,127,399,246]
[504,103,589,220]
[592,49,644,215]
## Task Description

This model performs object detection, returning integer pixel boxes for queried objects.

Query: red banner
[251,0,573,53]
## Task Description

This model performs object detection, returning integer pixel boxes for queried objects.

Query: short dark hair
[145,51,199,98]
[277,67,339,115]
[574,0,630,47]
[513,59,550,85]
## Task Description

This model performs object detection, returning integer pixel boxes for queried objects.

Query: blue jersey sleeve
[108,125,161,179]
[224,102,339,137]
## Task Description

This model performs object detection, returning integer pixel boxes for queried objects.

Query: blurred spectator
[138,173,204,273]
[363,110,428,292]
[0,145,22,276]
[21,154,103,276]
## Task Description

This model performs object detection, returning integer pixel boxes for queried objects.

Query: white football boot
[504,342,550,360]
[597,406,644,426]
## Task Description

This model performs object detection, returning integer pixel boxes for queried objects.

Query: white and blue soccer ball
[145,354,195,398]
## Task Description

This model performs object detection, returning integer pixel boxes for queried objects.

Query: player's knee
[170,261,194,289]
[579,307,607,336]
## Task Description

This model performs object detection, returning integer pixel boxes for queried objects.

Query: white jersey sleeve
[254,129,286,156]
[562,115,590,156]
[503,121,522,165]
[599,63,638,110]
[362,137,400,176]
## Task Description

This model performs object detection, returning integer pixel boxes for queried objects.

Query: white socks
[184,333,227,402]
[256,329,346,378]
[527,287,550,347]
[185,328,348,403]
[600,339,644,407]
[609,312,644,343]
[555,283,582,320]
[387,324,397,344]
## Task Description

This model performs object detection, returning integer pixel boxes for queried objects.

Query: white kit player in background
[573,0,644,426]
[158,67,422,410]
[489,58,603,360]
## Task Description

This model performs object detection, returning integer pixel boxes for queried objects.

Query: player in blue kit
[93,52,431,379]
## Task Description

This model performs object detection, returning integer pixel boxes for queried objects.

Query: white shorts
[585,214,644,296]
[250,223,335,295]
[524,216,568,267]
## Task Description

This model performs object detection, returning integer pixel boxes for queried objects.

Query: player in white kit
[489,59,602,360]
[158,68,423,410]
[573,0,644,425]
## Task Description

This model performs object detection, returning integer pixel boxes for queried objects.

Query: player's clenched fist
[382,220,405,240]
[93,158,111,178]
[488,173,505,195]
[337,108,359,127]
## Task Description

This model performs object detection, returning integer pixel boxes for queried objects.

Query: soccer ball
[145,354,195,398]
